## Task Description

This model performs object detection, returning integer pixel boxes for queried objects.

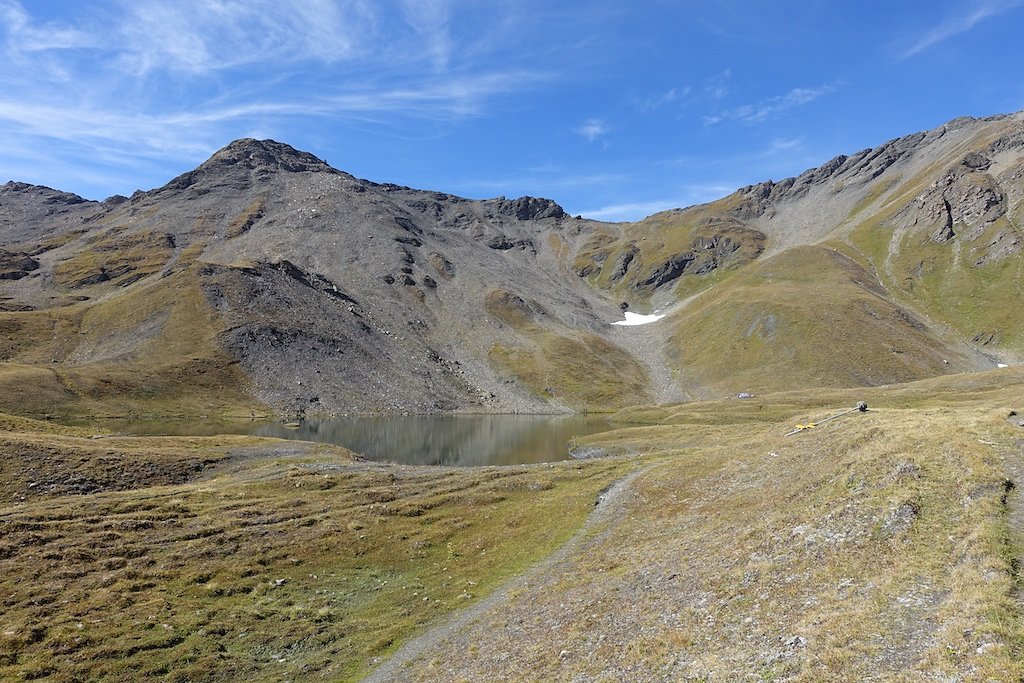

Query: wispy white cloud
[704,83,837,125]
[0,69,546,161]
[400,0,452,72]
[0,0,562,199]
[632,86,690,112]
[704,68,731,101]
[575,118,609,142]
[0,1,91,52]
[579,199,679,222]
[112,0,376,75]
[766,137,803,153]
[899,0,1022,59]
[579,184,736,222]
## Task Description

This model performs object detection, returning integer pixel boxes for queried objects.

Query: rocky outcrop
[609,244,639,282]
[484,289,549,326]
[901,160,1016,256]
[639,253,697,288]
[488,196,566,221]
[1,182,90,207]
[0,250,39,280]
[732,130,939,219]
[159,138,339,194]
[486,232,535,251]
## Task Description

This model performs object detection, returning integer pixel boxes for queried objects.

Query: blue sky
[2,1,1024,221]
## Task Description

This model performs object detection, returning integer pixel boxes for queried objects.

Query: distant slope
[662,245,978,397]
[0,140,647,416]
[570,112,1022,395]
[1,114,1022,417]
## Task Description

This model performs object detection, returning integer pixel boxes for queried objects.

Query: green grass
[489,329,650,410]
[843,126,1024,358]
[0,429,634,682]
[0,266,265,419]
[659,245,966,397]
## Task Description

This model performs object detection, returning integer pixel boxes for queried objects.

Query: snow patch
[997,363,1009,368]
[612,312,665,326]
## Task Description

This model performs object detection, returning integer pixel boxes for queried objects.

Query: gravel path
[359,463,656,683]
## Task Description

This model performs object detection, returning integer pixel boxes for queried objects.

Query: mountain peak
[202,138,334,174]
[157,138,338,194]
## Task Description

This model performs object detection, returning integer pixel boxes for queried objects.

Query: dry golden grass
[385,374,1024,682]
[0,267,264,419]
[0,426,634,682]
[53,229,174,289]
[226,197,266,239]
[659,245,973,397]
[489,330,650,410]
[482,286,651,409]
[1,369,1022,681]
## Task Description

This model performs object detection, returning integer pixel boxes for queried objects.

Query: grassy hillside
[457,378,1022,682]
[0,266,263,419]
[484,288,651,410]
[842,125,1024,362]
[850,206,1024,360]
[569,200,764,302]
[0,425,633,682]
[659,245,974,397]
[2,369,1020,680]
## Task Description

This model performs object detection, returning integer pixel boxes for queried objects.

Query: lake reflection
[97,414,613,466]
[259,415,611,466]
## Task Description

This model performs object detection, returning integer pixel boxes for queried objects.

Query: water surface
[94,414,613,466]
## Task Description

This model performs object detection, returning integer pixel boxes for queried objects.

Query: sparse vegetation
[0,423,633,682]
[226,196,266,238]
[378,371,1024,681]
[0,266,263,419]
[4,370,1020,680]
[489,329,650,410]
[2,114,1024,682]
[53,229,174,289]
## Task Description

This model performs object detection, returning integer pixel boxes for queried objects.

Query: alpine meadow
[2,2,1024,681]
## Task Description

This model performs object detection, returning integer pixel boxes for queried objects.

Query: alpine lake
[85,414,616,466]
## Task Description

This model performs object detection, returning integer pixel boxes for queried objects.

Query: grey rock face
[609,244,639,282]
[161,138,338,193]
[901,160,1017,262]
[2,113,1022,415]
[0,250,39,280]
[0,137,635,415]
[488,196,566,221]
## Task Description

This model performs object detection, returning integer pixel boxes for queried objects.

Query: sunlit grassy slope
[0,425,633,682]
[484,288,651,409]
[850,199,1024,358]
[3,368,1020,681]
[489,371,1022,682]
[656,245,974,397]
[0,266,263,419]
[569,198,764,302]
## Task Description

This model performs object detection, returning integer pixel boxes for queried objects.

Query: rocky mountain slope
[1,113,1022,417]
